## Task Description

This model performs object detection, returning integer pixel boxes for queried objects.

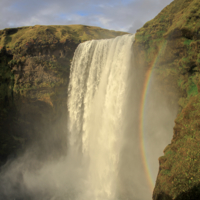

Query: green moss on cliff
[135,0,200,112]
[0,25,127,101]
[156,94,200,199]
[0,48,14,108]
[134,0,200,199]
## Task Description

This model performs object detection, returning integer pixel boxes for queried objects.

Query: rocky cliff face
[134,0,200,199]
[0,25,127,166]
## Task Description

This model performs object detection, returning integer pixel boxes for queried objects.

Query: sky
[0,0,173,33]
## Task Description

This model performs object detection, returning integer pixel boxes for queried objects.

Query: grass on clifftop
[136,0,200,43]
[0,24,127,52]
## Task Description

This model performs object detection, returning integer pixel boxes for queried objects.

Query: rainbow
[139,40,167,192]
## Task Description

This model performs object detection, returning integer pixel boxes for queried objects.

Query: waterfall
[0,34,177,200]
[67,34,136,200]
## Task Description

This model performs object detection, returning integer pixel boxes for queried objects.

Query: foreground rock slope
[134,0,200,199]
[0,25,127,165]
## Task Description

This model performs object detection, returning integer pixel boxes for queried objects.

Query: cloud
[0,0,173,33]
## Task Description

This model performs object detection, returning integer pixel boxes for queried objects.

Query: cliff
[0,25,127,166]
[133,0,200,199]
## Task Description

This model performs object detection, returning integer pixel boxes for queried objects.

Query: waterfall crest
[67,34,135,200]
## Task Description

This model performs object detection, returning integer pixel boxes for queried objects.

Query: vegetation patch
[134,0,200,199]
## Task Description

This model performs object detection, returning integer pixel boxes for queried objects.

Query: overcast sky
[0,0,173,33]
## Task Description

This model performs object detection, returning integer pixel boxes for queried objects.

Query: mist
[0,34,178,200]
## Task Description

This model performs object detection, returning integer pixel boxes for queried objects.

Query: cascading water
[0,33,177,200]
[67,34,135,200]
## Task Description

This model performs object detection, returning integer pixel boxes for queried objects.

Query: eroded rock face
[0,25,127,166]
[133,0,200,199]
